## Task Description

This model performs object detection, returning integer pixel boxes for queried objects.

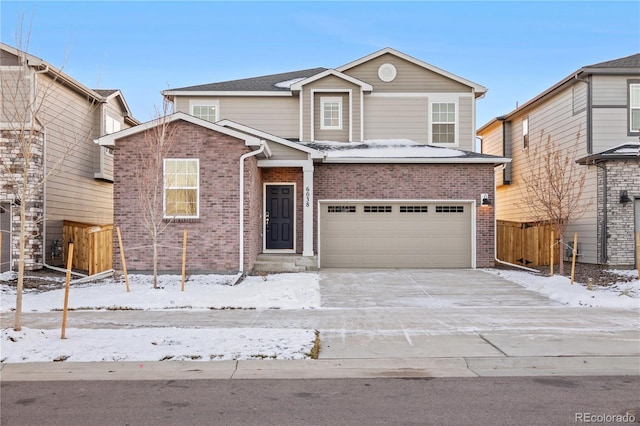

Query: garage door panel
[320,202,472,268]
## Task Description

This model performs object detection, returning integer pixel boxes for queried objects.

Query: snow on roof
[274,77,306,89]
[303,139,466,158]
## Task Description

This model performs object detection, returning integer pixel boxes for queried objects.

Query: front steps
[251,254,318,274]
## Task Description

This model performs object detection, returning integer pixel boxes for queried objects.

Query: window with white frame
[630,82,640,135]
[431,102,456,144]
[321,97,342,130]
[164,159,199,218]
[105,115,121,134]
[191,101,219,122]
[522,116,529,149]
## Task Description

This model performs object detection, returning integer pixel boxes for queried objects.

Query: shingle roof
[93,89,119,97]
[170,68,327,92]
[576,142,640,164]
[586,53,640,69]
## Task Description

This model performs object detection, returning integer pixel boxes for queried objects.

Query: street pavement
[1,269,639,380]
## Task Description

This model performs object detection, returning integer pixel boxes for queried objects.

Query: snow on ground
[1,268,638,363]
[483,268,640,309]
[0,273,319,363]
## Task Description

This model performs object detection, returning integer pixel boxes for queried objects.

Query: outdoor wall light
[481,193,491,206]
[619,190,631,204]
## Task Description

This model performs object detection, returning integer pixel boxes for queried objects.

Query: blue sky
[2,1,639,126]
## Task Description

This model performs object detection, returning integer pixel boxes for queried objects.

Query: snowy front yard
[0,268,638,363]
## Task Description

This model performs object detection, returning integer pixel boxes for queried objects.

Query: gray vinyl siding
[0,67,34,125]
[175,96,300,139]
[37,73,113,265]
[364,96,429,142]
[458,96,474,151]
[591,75,639,152]
[343,52,470,93]
[267,142,308,160]
[592,75,631,106]
[478,121,505,186]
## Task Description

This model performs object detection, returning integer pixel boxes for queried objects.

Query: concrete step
[251,254,318,274]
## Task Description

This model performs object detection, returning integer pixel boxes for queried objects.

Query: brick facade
[0,129,45,270]
[313,163,496,268]
[597,160,640,265]
[113,121,258,273]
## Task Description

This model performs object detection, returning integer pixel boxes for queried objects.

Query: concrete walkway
[1,269,639,380]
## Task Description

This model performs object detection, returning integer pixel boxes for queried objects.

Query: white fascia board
[368,92,473,98]
[95,112,263,148]
[217,119,324,159]
[290,69,373,91]
[257,159,313,168]
[321,156,511,164]
[161,90,292,97]
[336,47,487,94]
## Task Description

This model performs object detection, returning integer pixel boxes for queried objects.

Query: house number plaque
[305,186,311,208]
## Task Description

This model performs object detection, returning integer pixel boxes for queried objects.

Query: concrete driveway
[319,268,561,308]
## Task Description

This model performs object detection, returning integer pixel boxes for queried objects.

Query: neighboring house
[0,43,139,272]
[98,48,508,275]
[478,53,640,267]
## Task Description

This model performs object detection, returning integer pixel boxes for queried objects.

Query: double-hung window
[164,159,199,219]
[321,97,342,130]
[522,117,529,149]
[431,102,456,144]
[191,100,219,122]
[630,82,640,135]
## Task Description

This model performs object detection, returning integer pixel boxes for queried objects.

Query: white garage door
[320,202,472,268]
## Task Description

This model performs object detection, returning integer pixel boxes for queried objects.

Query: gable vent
[378,63,397,83]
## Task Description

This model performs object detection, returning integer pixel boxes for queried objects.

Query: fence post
[116,227,130,292]
[549,229,554,276]
[570,232,578,284]
[61,242,74,339]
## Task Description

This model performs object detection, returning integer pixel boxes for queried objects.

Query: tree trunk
[14,187,27,331]
[152,231,158,289]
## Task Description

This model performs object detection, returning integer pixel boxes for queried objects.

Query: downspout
[574,74,592,153]
[595,161,607,263]
[230,142,266,286]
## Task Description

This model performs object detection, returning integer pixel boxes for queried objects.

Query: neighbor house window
[431,102,456,144]
[164,159,199,218]
[105,115,121,134]
[321,97,342,130]
[630,82,640,135]
[191,100,219,122]
[522,117,529,149]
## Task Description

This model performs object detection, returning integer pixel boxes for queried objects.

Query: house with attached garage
[478,53,640,267]
[98,48,508,275]
[0,43,139,273]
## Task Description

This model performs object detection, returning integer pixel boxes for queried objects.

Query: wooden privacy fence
[63,221,113,275]
[497,220,560,267]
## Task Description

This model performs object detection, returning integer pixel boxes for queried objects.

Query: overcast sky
[2,1,639,127]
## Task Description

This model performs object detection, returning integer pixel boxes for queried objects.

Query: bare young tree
[520,130,590,275]
[134,99,178,288]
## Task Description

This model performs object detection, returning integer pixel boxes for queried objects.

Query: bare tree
[134,99,178,288]
[520,131,590,275]
[1,23,99,330]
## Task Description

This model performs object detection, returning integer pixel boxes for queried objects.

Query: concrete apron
[1,269,639,380]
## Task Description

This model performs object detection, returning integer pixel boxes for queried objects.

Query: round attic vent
[378,63,397,82]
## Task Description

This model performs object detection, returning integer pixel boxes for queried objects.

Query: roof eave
[321,156,511,164]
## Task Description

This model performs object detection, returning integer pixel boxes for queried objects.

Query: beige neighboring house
[99,47,508,275]
[0,43,139,272]
[479,53,640,267]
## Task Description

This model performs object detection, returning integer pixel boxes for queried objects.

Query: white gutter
[231,142,267,285]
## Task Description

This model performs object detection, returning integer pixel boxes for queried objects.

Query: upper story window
[164,158,199,219]
[522,117,529,149]
[321,97,342,130]
[190,100,219,123]
[105,114,121,135]
[431,102,456,144]
[629,81,640,135]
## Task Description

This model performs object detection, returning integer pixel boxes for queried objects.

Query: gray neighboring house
[479,53,640,267]
[0,43,139,272]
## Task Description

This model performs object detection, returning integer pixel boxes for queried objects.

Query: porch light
[481,193,491,206]
[619,190,631,204]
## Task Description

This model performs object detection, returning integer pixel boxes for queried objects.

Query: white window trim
[522,116,529,149]
[320,96,343,130]
[163,158,200,219]
[189,99,220,123]
[630,83,640,134]
[105,114,122,135]
[428,97,458,146]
